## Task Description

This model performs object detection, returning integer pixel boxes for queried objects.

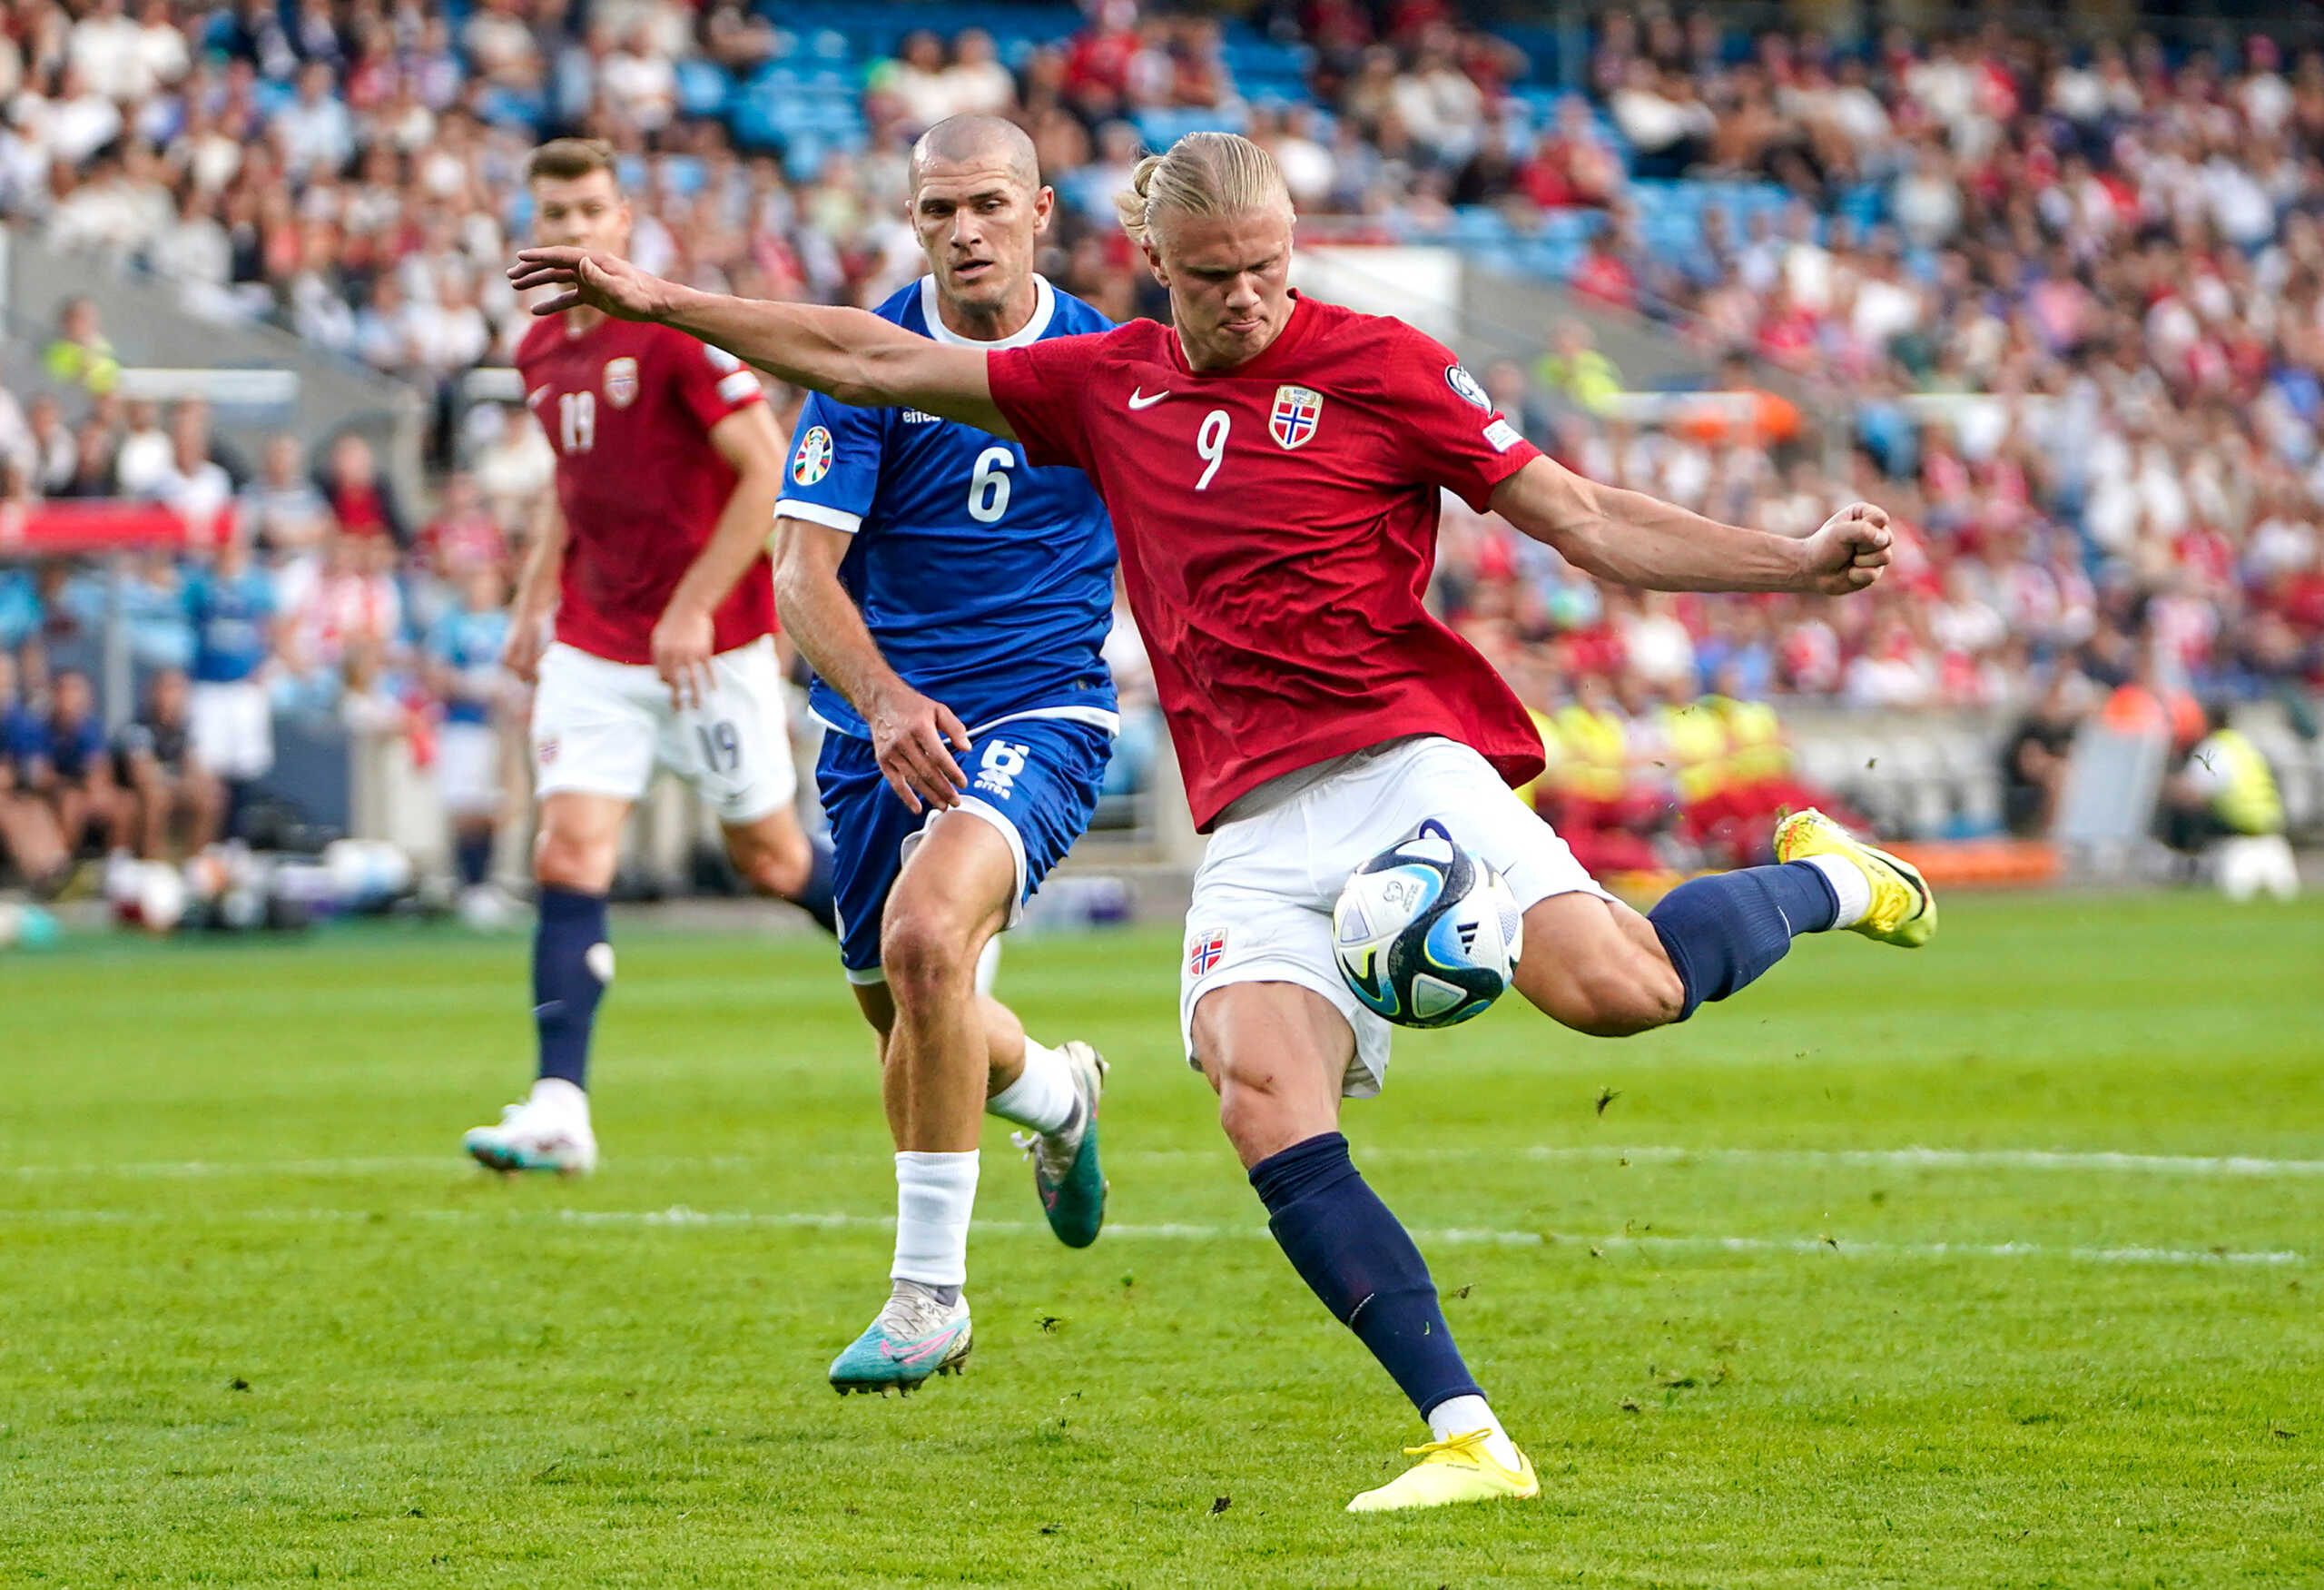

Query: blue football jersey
[183,567,275,685]
[427,607,511,725]
[776,274,1118,739]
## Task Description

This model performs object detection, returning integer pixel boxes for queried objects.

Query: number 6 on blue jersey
[969,446,1014,523]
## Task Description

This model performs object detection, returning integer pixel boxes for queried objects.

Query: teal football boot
[1017,1041,1108,1249]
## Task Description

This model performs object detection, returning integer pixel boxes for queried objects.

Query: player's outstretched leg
[465,793,625,1175]
[1197,983,1540,1514]
[1771,808,1937,947]
[1515,809,1936,1040]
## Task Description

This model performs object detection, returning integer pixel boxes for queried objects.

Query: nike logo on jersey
[1127,388,1170,410]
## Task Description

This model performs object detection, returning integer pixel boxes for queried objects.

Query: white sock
[985,1037,1078,1136]
[1798,853,1872,929]
[973,934,1002,996]
[1428,1395,1521,1469]
[891,1150,979,1288]
[527,1076,590,1127]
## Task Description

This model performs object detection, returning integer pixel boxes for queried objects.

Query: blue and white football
[1331,822,1523,1029]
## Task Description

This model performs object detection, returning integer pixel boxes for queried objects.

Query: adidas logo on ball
[1331,821,1523,1029]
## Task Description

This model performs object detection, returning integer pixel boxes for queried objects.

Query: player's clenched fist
[509,247,673,321]
[865,684,971,815]
[1799,501,1893,596]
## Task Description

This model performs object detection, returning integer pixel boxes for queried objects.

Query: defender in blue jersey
[423,564,516,917]
[182,534,277,786]
[772,117,1118,1394]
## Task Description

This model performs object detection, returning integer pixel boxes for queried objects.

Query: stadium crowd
[3,0,2322,884]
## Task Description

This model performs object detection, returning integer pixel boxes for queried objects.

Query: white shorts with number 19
[1180,735,1610,1101]
[530,636,798,824]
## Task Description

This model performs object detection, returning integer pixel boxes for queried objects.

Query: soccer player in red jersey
[511,132,1934,1508]
[464,140,837,1178]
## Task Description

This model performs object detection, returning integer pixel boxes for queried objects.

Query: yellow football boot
[1773,808,1937,948]
[1345,1429,1540,1514]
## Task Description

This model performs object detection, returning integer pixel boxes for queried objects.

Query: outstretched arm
[1488,453,1892,596]
[508,247,1014,437]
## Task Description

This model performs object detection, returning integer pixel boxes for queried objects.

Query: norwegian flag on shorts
[1188,930,1226,977]
[1268,385,1323,449]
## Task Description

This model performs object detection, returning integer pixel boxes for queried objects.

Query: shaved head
[910,114,1039,193]
[905,113,1054,341]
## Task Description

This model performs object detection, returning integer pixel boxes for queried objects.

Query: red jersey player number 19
[514,314,798,824]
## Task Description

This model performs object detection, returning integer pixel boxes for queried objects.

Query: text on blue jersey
[774,274,1120,741]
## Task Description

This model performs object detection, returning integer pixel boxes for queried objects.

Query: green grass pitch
[3,891,2320,1586]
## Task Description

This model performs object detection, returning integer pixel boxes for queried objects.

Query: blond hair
[526,137,619,187]
[1113,131,1292,250]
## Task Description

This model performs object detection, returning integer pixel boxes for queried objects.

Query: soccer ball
[1331,821,1523,1028]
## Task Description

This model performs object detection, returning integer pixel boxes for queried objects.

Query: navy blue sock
[534,886,610,1089]
[792,835,837,935]
[1648,862,1840,1022]
[1249,1132,1482,1420]
[455,830,492,889]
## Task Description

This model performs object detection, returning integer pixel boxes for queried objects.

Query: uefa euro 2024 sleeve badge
[791,425,833,486]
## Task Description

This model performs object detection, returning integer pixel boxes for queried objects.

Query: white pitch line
[0,1204,2302,1267]
[1507,1146,2324,1178]
[12,1144,2324,1180]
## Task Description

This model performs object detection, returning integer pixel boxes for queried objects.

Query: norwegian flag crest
[1269,384,1324,449]
[1187,929,1227,977]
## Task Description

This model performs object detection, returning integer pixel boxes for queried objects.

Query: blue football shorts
[816,716,1112,982]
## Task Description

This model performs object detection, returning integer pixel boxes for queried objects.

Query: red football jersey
[516,315,772,664]
[987,294,1547,830]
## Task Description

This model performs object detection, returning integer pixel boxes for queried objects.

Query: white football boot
[464,1080,598,1174]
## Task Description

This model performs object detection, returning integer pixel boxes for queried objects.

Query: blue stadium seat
[655,154,708,199]
[675,58,732,117]
[1447,207,1515,244]
[1133,106,1249,146]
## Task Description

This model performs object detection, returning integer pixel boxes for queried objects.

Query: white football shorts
[437,720,503,818]
[187,679,273,782]
[530,636,798,824]
[1179,734,1610,1099]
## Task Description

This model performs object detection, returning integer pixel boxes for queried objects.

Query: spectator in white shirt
[1391,42,1484,169]
[149,183,231,301]
[67,0,148,103]
[600,24,676,133]
[49,149,172,261]
[873,31,956,132]
[463,0,543,89]
[943,29,1016,117]
[156,429,234,525]
[114,400,175,499]
[273,60,354,178]
[134,0,189,90]
[39,65,128,166]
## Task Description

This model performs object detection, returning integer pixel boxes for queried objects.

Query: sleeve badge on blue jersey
[603,356,639,408]
[791,424,833,486]
[1269,384,1324,449]
[1445,363,1492,410]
